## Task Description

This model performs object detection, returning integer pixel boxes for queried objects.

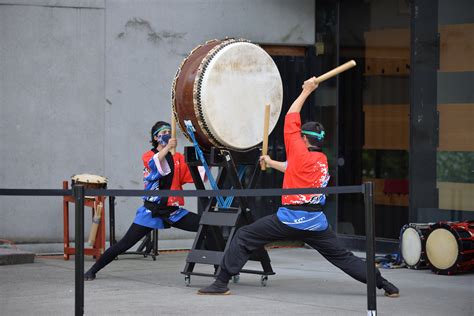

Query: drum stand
[181,146,275,286]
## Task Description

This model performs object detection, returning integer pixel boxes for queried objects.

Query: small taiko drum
[172,38,283,151]
[400,223,431,269]
[71,174,107,197]
[426,221,474,275]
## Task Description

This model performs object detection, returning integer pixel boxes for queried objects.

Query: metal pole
[109,196,116,245]
[153,229,159,257]
[364,182,376,315]
[73,185,85,316]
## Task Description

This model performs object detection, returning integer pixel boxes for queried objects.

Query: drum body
[71,174,107,189]
[172,39,283,151]
[426,221,474,275]
[400,223,431,269]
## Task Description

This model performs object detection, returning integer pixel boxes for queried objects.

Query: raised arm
[287,77,319,114]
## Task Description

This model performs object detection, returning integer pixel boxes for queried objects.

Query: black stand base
[121,229,159,261]
[181,146,275,286]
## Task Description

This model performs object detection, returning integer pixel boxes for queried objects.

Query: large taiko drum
[172,38,283,151]
[400,223,432,269]
[426,221,474,275]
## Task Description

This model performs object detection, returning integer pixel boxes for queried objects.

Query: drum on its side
[400,223,431,269]
[71,174,107,189]
[426,221,474,275]
[172,38,283,151]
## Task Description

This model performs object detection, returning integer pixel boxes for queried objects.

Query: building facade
[1,0,472,251]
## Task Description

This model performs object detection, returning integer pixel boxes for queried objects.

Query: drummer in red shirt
[198,77,399,297]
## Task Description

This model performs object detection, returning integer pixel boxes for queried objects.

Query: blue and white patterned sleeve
[145,153,171,181]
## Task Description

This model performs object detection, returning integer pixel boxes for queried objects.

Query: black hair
[301,121,325,149]
[150,121,170,148]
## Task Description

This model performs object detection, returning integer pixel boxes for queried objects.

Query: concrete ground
[1,247,473,316]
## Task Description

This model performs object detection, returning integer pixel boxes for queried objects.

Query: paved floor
[1,247,473,315]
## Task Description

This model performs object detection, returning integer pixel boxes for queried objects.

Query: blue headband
[302,130,325,140]
[153,125,171,136]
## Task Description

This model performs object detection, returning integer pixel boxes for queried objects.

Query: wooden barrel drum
[172,39,283,151]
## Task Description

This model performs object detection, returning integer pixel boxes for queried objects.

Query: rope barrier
[0,189,72,196]
[0,185,365,197]
[0,182,376,316]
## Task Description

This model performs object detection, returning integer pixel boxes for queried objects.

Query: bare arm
[259,155,286,173]
[287,77,319,114]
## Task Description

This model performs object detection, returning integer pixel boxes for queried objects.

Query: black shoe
[84,270,96,281]
[381,279,399,297]
[197,280,230,295]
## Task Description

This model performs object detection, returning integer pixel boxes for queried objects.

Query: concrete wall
[0,0,106,243]
[0,0,315,245]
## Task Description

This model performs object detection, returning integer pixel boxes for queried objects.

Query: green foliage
[437,152,474,183]
[362,149,408,179]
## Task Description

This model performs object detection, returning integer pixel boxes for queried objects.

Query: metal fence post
[73,185,85,316]
[364,182,377,315]
[109,196,116,245]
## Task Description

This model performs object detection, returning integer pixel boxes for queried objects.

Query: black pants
[87,212,200,275]
[218,214,385,288]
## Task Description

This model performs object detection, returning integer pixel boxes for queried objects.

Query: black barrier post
[109,196,116,245]
[364,182,377,315]
[73,185,85,316]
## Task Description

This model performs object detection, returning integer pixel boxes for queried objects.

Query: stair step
[0,248,35,265]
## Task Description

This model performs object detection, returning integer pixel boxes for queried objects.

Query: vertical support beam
[364,182,376,315]
[153,229,159,257]
[409,0,439,222]
[73,185,85,316]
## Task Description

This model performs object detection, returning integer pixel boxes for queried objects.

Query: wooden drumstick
[88,202,102,246]
[171,113,176,155]
[314,60,356,84]
[261,104,271,171]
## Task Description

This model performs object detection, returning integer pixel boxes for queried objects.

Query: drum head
[71,174,107,184]
[426,228,459,270]
[198,41,282,150]
[401,227,422,266]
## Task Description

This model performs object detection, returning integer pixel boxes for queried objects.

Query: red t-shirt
[282,112,330,205]
[142,151,193,206]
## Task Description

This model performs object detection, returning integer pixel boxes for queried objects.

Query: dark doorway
[337,0,410,239]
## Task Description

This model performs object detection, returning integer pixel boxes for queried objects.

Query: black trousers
[219,214,385,288]
[87,212,200,275]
